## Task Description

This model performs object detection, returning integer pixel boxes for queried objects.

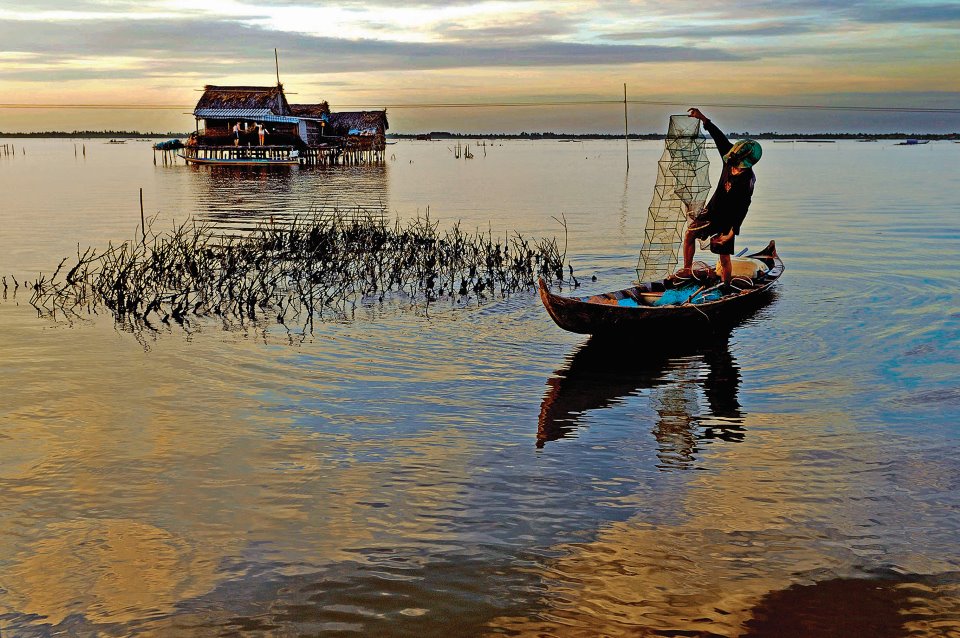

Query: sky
[0,0,958,133]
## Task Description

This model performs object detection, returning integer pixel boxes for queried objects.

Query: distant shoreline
[0,131,184,139]
[1,130,957,141]
[390,132,959,141]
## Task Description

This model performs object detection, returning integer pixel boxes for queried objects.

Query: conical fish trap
[636,115,711,282]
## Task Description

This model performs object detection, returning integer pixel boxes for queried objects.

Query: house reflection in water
[184,162,390,230]
[537,332,744,469]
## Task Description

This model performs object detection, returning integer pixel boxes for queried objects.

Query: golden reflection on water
[495,414,858,636]
[0,312,481,629]
[7,519,216,625]
[498,405,960,637]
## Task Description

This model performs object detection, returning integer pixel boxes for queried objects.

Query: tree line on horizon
[1,130,957,140]
[392,131,959,140]
[0,130,184,138]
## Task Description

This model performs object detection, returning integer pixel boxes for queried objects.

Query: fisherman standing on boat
[672,108,762,290]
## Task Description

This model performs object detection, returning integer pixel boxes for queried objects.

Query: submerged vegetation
[27,210,567,332]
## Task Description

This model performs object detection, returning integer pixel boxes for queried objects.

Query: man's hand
[710,229,734,251]
[687,108,709,122]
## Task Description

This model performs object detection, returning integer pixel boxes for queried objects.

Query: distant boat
[106,139,126,144]
[896,139,930,145]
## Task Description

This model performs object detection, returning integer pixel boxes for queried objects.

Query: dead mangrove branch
[28,210,568,331]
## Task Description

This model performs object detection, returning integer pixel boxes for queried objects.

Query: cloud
[432,12,579,42]
[590,0,960,26]
[750,0,960,24]
[602,20,815,41]
[5,0,144,10]
[230,0,534,6]
[850,2,960,23]
[0,16,743,82]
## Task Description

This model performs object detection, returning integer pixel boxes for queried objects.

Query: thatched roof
[326,111,389,136]
[290,102,331,118]
[195,85,291,116]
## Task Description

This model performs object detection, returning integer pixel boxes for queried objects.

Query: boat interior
[577,256,773,308]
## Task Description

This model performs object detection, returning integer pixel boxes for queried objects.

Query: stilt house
[185,84,388,165]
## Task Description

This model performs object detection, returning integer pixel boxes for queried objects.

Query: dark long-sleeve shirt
[703,119,755,235]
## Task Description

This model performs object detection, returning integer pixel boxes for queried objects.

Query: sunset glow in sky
[1,0,958,132]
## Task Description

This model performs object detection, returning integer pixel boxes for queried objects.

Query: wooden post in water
[139,188,146,245]
[623,83,630,172]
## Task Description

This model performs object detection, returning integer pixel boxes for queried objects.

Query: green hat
[723,139,762,168]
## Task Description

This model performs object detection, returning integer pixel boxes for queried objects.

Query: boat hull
[179,154,298,166]
[539,241,783,336]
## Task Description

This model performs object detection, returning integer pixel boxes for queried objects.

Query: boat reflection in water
[537,306,773,467]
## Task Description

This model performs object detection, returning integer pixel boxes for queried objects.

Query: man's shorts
[688,210,734,255]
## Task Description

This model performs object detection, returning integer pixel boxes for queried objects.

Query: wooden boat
[539,241,783,335]
[178,145,301,166]
[178,154,299,166]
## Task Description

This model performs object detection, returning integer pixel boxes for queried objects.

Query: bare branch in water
[28,208,566,332]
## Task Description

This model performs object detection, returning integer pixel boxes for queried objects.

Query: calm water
[1,138,959,636]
